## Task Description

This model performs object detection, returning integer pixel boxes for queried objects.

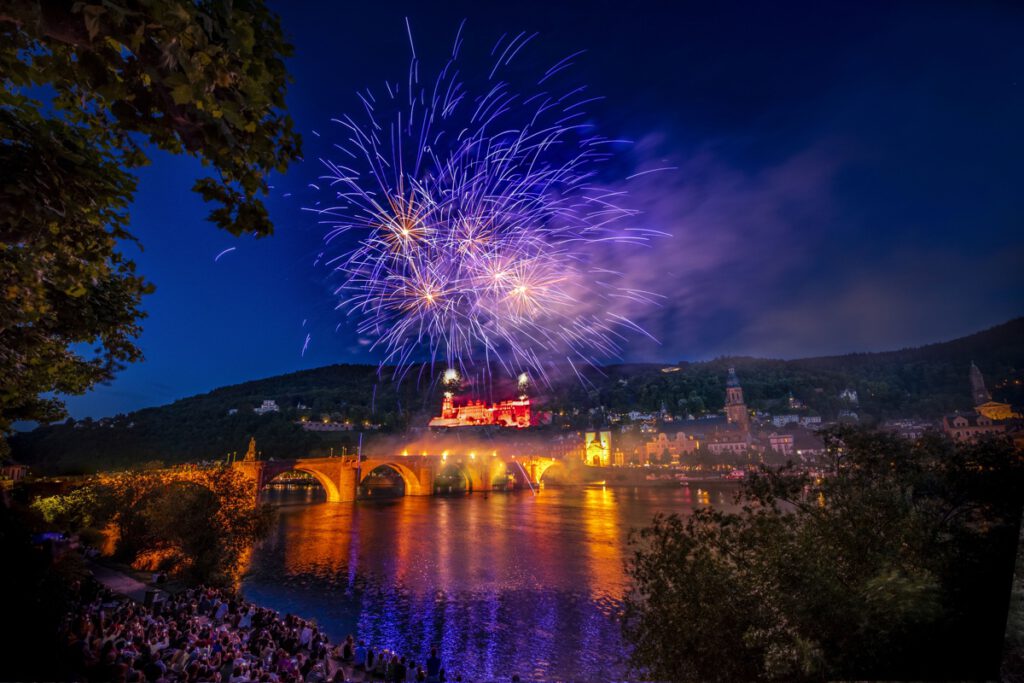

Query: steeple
[724,367,749,432]
[970,362,991,406]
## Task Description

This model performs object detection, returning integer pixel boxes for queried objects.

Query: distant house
[301,420,354,432]
[799,415,822,427]
[227,408,239,416]
[254,400,280,415]
[766,433,795,456]
[793,429,827,459]
[943,413,1006,442]
[706,430,755,456]
[882,419,934,441]
[772,414,800,428]
[0,463,28,482]
[840,388,859,404]
[645,431,699,463]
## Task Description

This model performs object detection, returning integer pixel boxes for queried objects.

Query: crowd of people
[60,578,468,683]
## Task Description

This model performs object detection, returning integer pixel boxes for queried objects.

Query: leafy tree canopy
[623,428,1024,681]
[33,466,274,585]
[0,0,301,457]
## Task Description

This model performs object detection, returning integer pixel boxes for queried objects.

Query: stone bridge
[232,453,566,503]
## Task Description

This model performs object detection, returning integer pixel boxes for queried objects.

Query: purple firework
[307,22,662,383]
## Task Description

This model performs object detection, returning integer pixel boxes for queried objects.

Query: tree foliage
[0,0,301,456]
[34,466,274,585]
[550,317,1024,422]
[623,428,1024,681]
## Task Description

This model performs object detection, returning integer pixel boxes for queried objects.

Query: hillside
[11,317,1024,473]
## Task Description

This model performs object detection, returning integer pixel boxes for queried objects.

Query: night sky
[66,1,1024,419]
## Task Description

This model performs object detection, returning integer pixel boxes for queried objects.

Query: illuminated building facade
[585,430,613,466]
[429,393,534,428]
[645,431,699,463]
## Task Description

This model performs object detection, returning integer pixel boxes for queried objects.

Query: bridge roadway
[233,453,564,503]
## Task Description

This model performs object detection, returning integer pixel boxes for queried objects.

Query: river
[242,483,740,681]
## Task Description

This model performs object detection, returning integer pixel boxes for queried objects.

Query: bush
[623,428,1024,681]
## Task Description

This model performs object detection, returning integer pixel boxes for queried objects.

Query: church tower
[970,362,991,406]
[725,367,749,431]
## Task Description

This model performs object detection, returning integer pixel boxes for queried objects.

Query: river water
[242,484,739,681]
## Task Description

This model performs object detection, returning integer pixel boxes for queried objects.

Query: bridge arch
[262,464,339,502]
[358,460,426,496]
[433,460,488,493]
[504,457,565,487]
[537,460,570,485]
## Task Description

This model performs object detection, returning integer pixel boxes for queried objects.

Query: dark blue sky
[66,0,1024,418]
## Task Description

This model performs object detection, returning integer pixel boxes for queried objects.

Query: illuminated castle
[429,393,534,429]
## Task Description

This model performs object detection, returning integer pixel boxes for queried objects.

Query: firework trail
[306,22,664,384]
[213,246,237,262]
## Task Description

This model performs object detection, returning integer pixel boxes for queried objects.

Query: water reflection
[246,484,738,681]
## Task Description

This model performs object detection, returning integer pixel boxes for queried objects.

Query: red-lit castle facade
[428,393,535,429]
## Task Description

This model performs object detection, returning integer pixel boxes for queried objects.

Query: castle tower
[725,367,749,431]
[440,392,455,419]
[970,362,991,406]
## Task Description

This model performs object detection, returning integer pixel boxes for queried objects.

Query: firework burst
[307,22,663,384]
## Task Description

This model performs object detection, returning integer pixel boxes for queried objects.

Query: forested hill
[11,317,1024,474]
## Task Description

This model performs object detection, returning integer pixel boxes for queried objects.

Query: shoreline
[84,556,484,683]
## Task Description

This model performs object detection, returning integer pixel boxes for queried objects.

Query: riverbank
[81,557,486,683]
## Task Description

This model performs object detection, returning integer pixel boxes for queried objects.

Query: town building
[941,363,1021,442]
[645,430,699,463]
[882,419,935,441]
[766,432,795,456]
[706,430,756,456]
[692,368,761,457]
[0,463,28,483]
[792,428,828,460]
[943,413,1006,442]
[585,430,613,466]
[301,420,355,432]
[253,400,280,415]
[772,414,800,428]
